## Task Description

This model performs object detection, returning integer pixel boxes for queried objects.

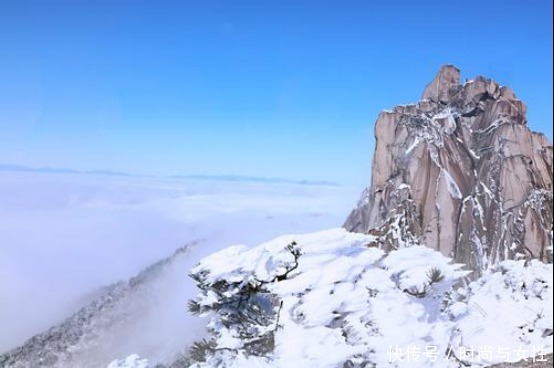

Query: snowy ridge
[0,243,198,368]
[170,229,553,367]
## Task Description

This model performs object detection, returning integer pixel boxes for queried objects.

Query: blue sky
[0,0,552,187]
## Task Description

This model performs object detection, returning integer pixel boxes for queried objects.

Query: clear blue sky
[1,0,552,187]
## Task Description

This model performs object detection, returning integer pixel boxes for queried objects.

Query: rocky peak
[345,65,553,275]
[422,64,461,103]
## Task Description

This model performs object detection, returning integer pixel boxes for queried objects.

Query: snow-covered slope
[106,354,149,368]
[0,243,202,368]
[179,229,552,368]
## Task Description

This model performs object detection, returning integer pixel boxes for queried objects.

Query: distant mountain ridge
[0,164,132,176]
[0,243,198,368]
[0,164,340,187]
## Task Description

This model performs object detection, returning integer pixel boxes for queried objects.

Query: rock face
[344,65,553,274]
[422,65,461,103]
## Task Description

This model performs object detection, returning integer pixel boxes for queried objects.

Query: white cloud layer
[0,172,358,364]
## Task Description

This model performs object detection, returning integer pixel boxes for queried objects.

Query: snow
[397,183,411,190]
[401,108,460,153]
[442,169,463,199]
[479,181,495,199]
[450,259,553,365]
[432,108,457,135]
[186,229,553,368]
[405,137,420,155]
[107,354,149,368]
[468,147,481,160]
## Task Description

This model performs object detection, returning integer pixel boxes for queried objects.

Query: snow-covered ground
[183,229,553,368]
[0,172,358,362]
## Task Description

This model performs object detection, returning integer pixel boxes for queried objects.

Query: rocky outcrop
[345,65,553,274]
[422,64,461,103]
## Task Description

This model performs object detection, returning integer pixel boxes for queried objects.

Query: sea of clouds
[0,171,359,364]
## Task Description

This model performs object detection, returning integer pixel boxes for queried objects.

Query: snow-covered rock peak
[345,66,553,275]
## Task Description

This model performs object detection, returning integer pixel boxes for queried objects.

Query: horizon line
[0,163,343,187]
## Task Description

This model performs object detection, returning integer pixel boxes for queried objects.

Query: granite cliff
[345,65,553,274]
